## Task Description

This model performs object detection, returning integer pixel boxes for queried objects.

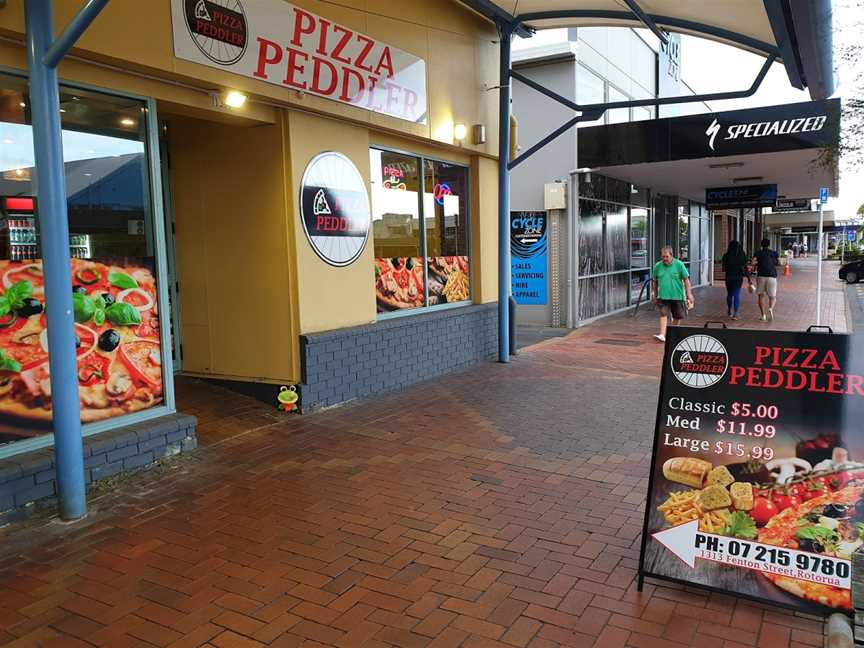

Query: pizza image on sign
[299,152,371,267]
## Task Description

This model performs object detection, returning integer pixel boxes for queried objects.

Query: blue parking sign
[820,187,829,204]
[850,230,856,242]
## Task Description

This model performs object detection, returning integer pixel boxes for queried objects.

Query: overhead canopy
[577,99,840,205]
[459,0,834,99]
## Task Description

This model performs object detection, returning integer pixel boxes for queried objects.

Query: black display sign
[640,326,864,615]
[299,152,370,267]
[706,184,777,210]
[774,198,814,212]
[578,99,840,168]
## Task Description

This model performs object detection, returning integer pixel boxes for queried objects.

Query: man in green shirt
[652,246,695,342]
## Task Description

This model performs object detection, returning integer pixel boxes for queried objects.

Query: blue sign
[820,187,829,204]
[849,230,856,242]
[511,211,548,305]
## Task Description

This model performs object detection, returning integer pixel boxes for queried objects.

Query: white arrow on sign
[652,520,851,589]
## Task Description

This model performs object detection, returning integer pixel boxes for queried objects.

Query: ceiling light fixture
[708,162,745,169]
[120,118,135,126]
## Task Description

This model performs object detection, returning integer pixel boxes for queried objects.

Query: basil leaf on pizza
[72,292,96,323]
[1,280,34,313]
[0,349,21,373]
[108,272,138,290]
[106,302,141,326]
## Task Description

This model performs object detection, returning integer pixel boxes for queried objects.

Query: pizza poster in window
[0,258,163,446]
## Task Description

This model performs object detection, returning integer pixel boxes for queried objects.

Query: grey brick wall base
[0,412,197,523]
[300,303,497,411]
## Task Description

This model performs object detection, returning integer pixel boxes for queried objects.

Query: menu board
[640,326,864,614]
[0,258,163,447]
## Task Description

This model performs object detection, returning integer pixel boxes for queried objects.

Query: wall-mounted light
[454,123,467,142]
[120,118,136,127]
[211,90,248,109]
[224,90,247,108]
[473,124,486,145]
[732,176,763,183]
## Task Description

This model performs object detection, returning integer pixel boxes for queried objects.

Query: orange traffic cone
[784,263,791,277]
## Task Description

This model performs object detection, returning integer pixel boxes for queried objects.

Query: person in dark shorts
[721,240,749,320]
[753,238,780,321]
[652,246,694,343]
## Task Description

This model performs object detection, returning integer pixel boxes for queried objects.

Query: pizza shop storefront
[0,0,500,507]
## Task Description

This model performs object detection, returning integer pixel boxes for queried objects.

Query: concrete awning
[459,0,834,98]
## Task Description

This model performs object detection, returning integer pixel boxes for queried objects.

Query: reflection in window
[576,65,605,127]
[678,214,689,261]
[424,160,470,306]
[370,150,425,313]
[607,86,630,125]
[606,205,628,272]
[370,149,471,315]
[579,200,604,276]
[0,71,165,443]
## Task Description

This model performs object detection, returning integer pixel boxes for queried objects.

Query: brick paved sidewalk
[0,259,845,648]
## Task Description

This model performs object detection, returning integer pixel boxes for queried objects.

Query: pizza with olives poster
[0,258,163,446]
[640,326,864,614]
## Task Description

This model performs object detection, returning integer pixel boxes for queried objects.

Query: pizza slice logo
[194,0,211,21]
[313,189,332,216]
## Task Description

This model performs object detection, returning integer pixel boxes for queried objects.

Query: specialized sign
[820,187,830,204]
[640,326,864,614]
[578,99,841,168]
[774,198,813,212]
[299,152,370,267]
[510,211,548,305]
[171,0,428,123]
[706,185,777,210]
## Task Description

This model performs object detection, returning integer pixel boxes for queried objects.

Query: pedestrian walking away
[721,240,750,320]
[753,237,780,321]
[652,245,694,343]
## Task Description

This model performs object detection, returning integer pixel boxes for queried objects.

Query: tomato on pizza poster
[639,327,864,614]
[0,258,163,447]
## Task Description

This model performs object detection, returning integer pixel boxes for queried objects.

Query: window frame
[370,145,473,321]
[0,66,174,460]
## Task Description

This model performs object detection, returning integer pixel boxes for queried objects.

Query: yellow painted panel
[287,111,376,334]
[167,115,297,381]
[178,325,213,374]
[472,155,498,303]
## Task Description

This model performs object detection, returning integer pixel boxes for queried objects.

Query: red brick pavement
[0,258,845,648]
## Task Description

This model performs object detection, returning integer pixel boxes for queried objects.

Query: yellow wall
[472,156,499,304]
[287,111,375,334]
[167,115,297,382]
[0,0,499,154]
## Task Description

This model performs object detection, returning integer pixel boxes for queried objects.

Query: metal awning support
[508,53,776,170]
[24,0,111,521]
[621,0,668,45]
[492,6,784,362]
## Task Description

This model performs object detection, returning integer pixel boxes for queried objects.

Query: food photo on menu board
[375,256,469,312]
[0,258,163,447]
[640,328,864,614]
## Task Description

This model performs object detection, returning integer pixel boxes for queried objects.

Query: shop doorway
[158,125,182,373]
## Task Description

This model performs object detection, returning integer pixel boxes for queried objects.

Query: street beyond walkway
[0,259,847,648]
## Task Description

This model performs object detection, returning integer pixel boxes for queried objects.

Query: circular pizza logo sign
[184,0,248,65]
[299,152,371,267]
[670,334,729,389]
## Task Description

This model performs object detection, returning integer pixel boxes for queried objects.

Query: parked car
[839,258,864,283]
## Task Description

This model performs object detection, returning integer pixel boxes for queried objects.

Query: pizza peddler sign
[171,0,428,123]
[640,326,864,614]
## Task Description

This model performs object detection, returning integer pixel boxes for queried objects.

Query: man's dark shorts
[658,299,686,319]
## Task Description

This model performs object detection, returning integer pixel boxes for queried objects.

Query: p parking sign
[820,187,829,204]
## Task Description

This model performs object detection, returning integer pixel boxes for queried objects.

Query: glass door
[159,125,182,372]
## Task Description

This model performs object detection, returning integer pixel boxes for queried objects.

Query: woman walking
[722,240,749,320]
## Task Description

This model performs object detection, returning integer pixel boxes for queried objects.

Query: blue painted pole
[25,0,86,520]
[44,0,110,69]
[497,21,512,363]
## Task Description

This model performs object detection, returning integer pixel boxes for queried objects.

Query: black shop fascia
[577,99,840,204]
